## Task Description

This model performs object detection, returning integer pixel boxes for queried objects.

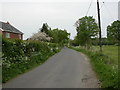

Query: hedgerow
[2,38,61,83]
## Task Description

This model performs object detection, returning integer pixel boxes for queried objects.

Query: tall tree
[107,20,120,42]
[40,23,49,34]
[75,16,99,49]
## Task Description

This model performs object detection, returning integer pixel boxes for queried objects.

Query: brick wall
[2,31,23,40]
[0,29,2,34]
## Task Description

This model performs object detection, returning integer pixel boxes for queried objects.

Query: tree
[69,36,79,46]
[48,28,70,44]
[75,16,99,49]
[107,20,120,43]
[37,23,70,44]
[40,23,50,34]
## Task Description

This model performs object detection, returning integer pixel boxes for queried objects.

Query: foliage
[91,38,117,45]
[70,46,118,88]
[69,36,79,46]
[48,28,70,44]
[75,16,99,49]
[28,23,52,42]
[36,23,70,45]
[28,32,52,42]
[2,38,61,83]
[40,23,50,34]
[107,20,120,42]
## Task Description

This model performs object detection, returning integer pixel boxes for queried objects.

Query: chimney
[6,21,10,24]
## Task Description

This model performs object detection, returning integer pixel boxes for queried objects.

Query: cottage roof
[0,21,23,34]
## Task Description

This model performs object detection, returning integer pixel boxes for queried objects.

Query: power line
[94,1,114,20]
[86,0,93,16]
[100,2,105,10]
[103,3,114,20]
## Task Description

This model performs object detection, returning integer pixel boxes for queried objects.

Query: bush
[2,38,61,83]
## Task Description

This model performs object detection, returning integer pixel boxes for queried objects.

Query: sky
[0,0,119,40]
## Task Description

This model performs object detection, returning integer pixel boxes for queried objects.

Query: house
[0,21,23,40]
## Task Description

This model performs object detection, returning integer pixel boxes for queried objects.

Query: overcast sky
[0,0,119,40]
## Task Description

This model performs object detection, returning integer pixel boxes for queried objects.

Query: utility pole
[97,0,102,52]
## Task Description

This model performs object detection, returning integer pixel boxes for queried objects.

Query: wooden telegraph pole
[97,0,102,52]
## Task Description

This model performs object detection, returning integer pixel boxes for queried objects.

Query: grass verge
[70,46,118,88]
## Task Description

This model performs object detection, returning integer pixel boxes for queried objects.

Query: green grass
[102,46,118,64]
[92,45,118,65]
[70,46,119,88]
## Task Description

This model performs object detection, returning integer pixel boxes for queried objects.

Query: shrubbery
[2,38,61,83]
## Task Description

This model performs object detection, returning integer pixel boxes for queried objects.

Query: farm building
[0,21,23,40]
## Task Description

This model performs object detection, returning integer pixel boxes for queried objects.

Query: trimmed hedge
[2,38,61,83]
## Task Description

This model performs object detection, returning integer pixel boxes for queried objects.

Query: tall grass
[92,46,118,65]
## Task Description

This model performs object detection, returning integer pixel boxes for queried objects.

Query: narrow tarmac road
[3,47,99,88]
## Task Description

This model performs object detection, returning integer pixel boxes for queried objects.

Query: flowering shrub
[2,38,61,83]
[28,32,52,41]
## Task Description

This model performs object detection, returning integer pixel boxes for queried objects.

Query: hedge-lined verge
[2,38,62,83]
[70,46,118,88]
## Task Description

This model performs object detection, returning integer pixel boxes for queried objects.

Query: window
[6,33,10,38]
[19,34,21,39]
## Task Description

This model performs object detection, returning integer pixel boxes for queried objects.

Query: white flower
[56,47,58,50]
[25,56,28,60]
[29,32,52,41]
[50,48,53,51]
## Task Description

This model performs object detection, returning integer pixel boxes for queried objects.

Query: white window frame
[6,32,10,38]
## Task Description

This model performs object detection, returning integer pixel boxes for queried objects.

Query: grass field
[93,45,118,65]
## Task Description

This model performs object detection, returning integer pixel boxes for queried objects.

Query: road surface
[3,47,99,88]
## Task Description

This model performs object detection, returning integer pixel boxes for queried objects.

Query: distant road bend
[3,47,99,88]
